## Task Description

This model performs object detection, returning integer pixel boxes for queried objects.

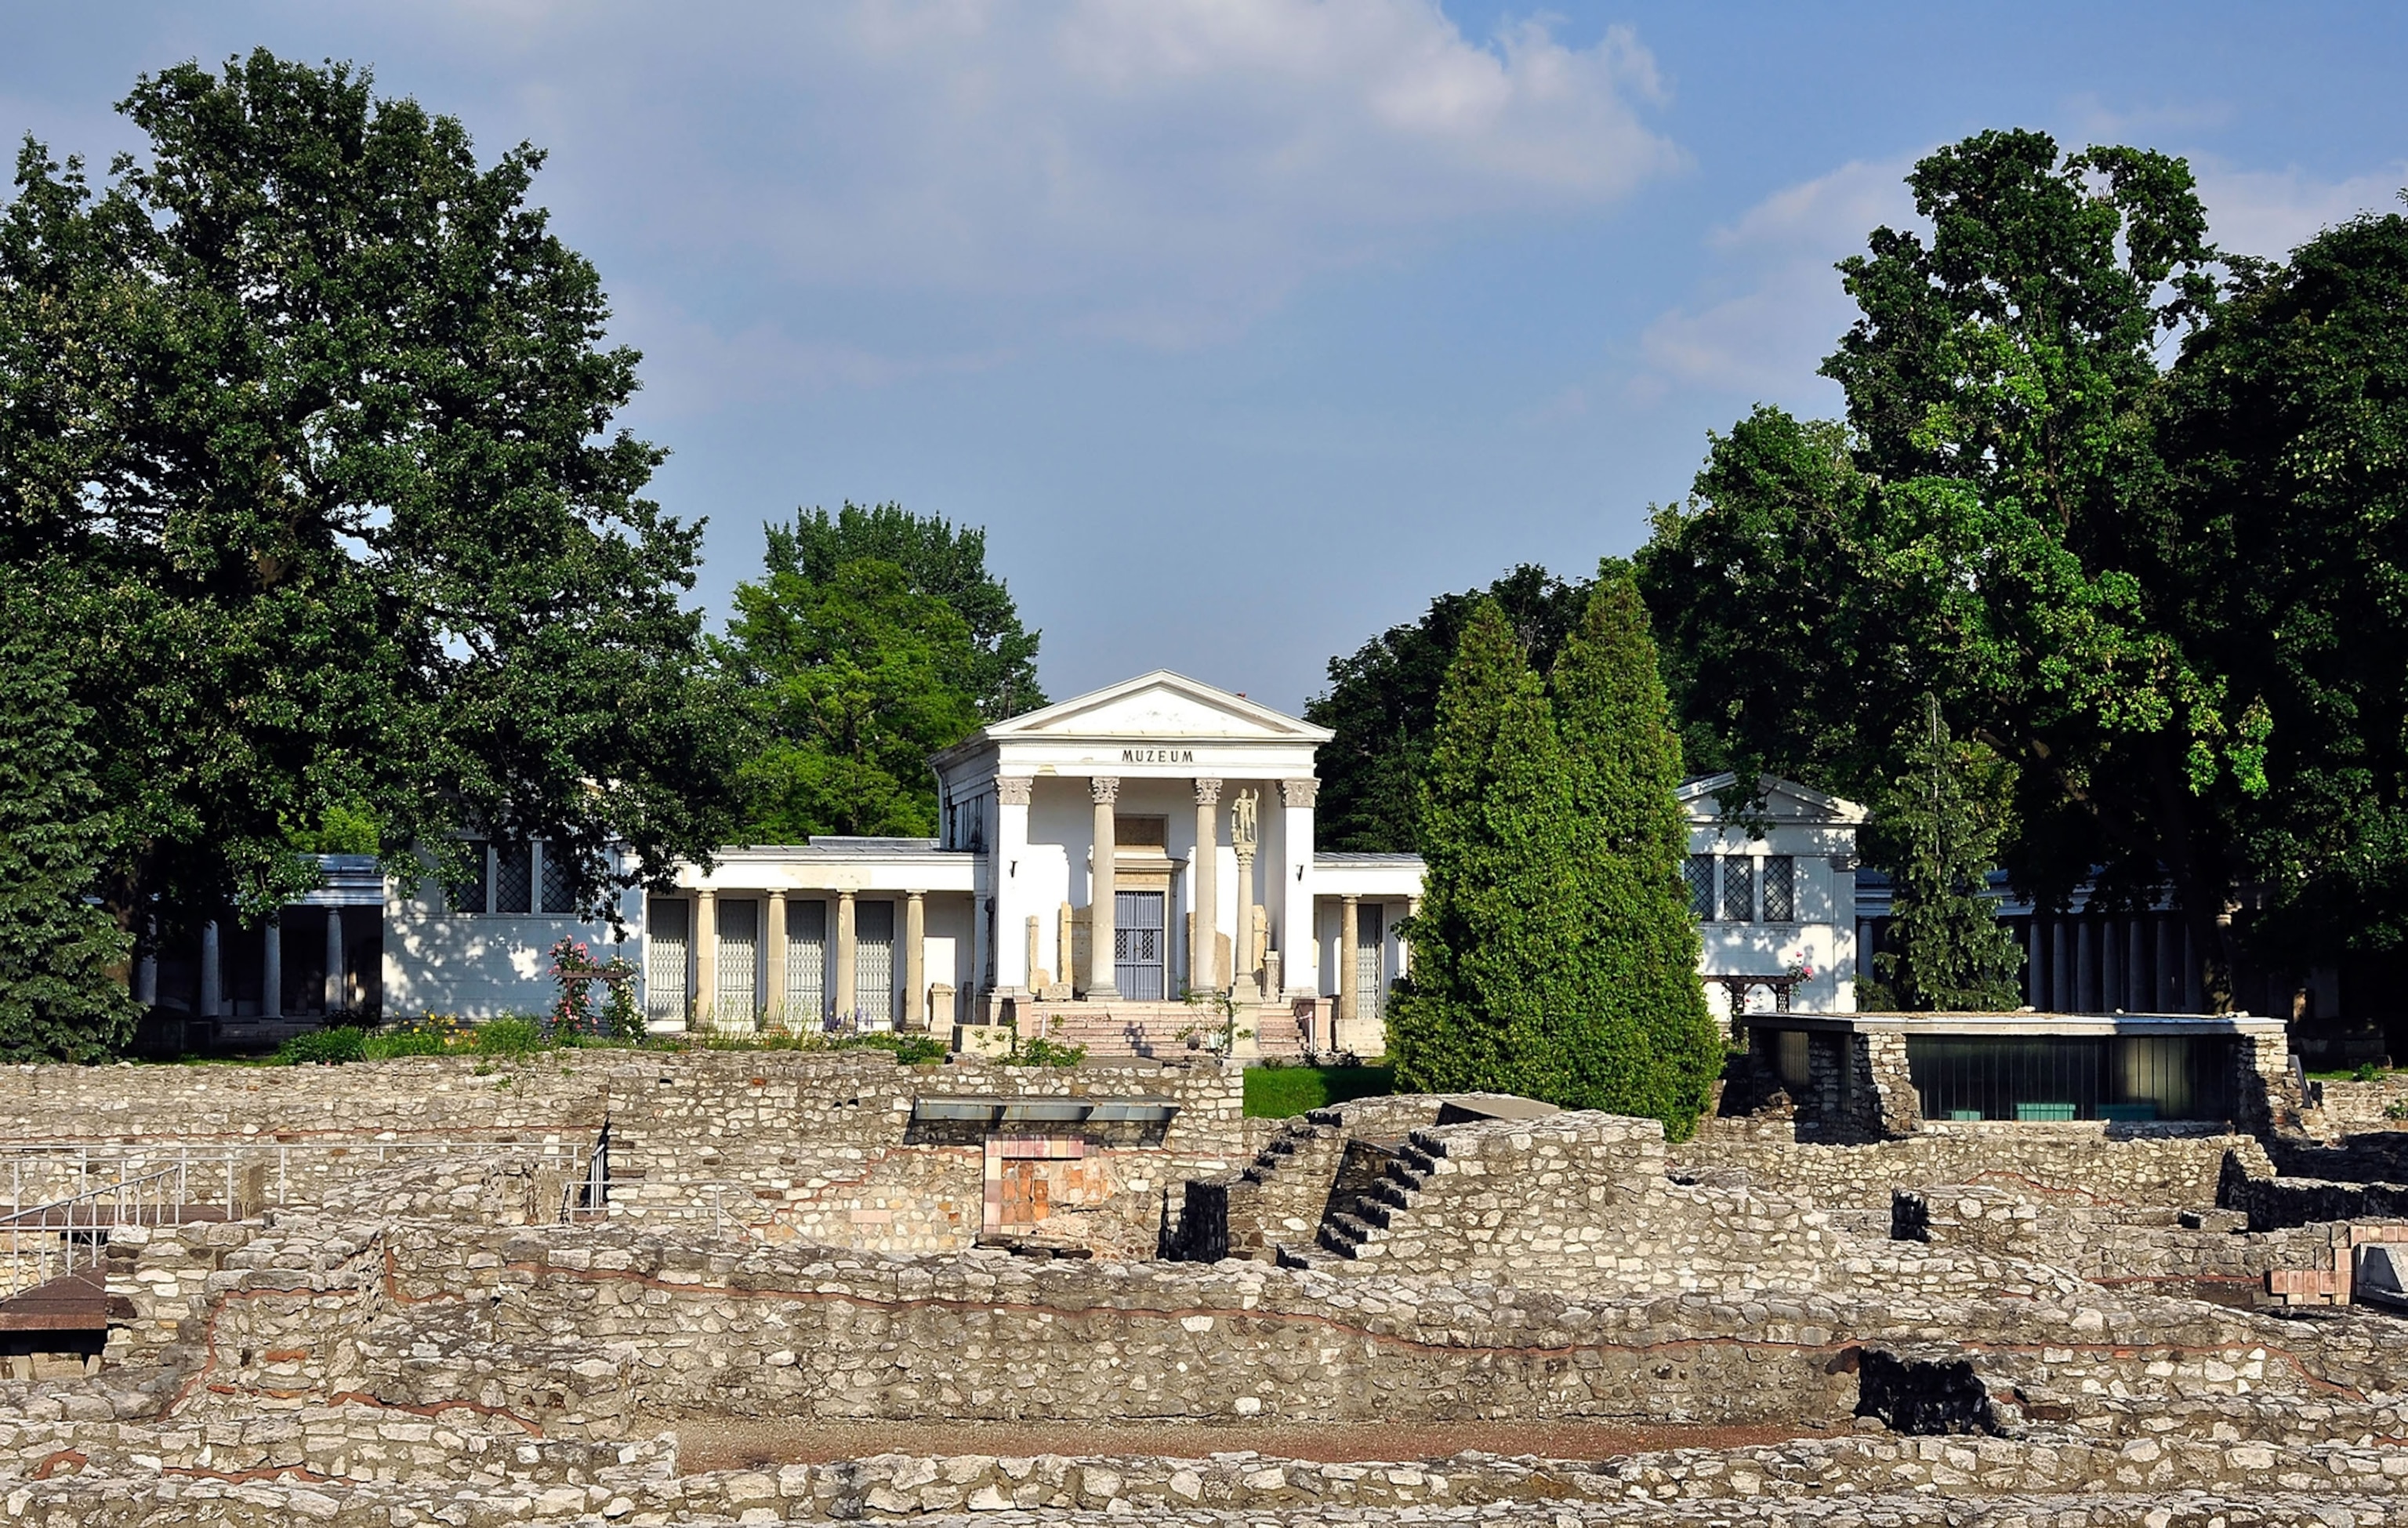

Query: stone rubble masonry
[1,1052,1247,1258]
[2313,1074,2408,1131]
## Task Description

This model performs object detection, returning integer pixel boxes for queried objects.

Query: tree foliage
[0,51,743,1029]
[1307,564,1589,853]
[722,502,1041,841]
[1637,129,2291,1008]
[1388,575,1720,1140]
[0,571,136,1060]
[768,502,1044,720]
[1863,695,2026,1012]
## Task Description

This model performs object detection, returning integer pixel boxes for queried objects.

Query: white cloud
[418,0,1685,350]
[1634,157,1913,401]
[2195,160,2408,261]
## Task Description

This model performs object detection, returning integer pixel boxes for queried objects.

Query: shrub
[843,1032,948,1065]
[473,1016,549,1057]
[1008,1036,1086,1068]
[361,1027,447,1060]
[273,1026,366,1066]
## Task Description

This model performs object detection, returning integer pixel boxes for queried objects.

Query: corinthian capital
[994,775,1032,807]
[1281,778,1319,809]
[1194,777,1223,806]
[1090,775,1120,805]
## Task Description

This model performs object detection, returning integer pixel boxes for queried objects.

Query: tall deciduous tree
[0,52,744,1023]
[1639,129,2275,1008]
[1866,695,2027,1012]
[1548,562,1722,1136]
[718,554,984,840]
[1308,565,1588,854]
[768,503,1044,720]
[0,570,136,1060]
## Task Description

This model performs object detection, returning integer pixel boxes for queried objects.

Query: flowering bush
[548,938,644,1042]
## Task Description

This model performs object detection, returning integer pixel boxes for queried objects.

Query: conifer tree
[1549,561,1723,1136]
[1385,601,1583,1095]
[1869,694,2025,1011]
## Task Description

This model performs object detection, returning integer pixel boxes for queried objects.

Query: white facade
[341,673,1869,1043]
[1679,773,1869,1020]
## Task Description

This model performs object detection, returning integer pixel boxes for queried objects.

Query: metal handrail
[2,1138,600,1221]
[1,1167,183,1299]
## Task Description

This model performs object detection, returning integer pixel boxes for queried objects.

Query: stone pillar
[1086,776,1119,999]
[1024,916,1044,989]
[767,890,789,1026]
[135,948,157,1008]
[1191,778,1221,993]
[1401,896,1418,983]
[1231,787,1260,1000]
[995,776,1032,992]
[1279,779,1318,997]
[2181,923,2200,1012]
[2102,916,2122,1012]
[2075,917,2095,1011]
[2128,916,2147,1013]
[904,891,927,1031]
[1337,894,1360,1046]
[833,889,857,1020]
[2051,919,2069,1012]
[262,918,282,1019]
[325,907,346,1014]
[2156,917,2176,1012]
[2025,917,2046,1008]
[199,920,223,1018]
[694,889,717,1027]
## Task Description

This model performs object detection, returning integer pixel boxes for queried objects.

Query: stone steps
[1307,1131,1439,1261]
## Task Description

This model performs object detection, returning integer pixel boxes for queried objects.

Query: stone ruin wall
[0,1053,1247,1258]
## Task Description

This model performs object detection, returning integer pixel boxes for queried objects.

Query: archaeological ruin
[9,1033,2408,1526]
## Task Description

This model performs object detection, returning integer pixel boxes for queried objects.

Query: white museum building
[147,671,1873,1054]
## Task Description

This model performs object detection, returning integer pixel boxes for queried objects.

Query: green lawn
[1243,1064,1396,1119]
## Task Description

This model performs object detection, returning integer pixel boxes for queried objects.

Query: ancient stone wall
[2313,1075,2408,1131]
[1676,1122,2269,1212]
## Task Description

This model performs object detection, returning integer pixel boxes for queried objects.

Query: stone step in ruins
[9,1050,2408,1524]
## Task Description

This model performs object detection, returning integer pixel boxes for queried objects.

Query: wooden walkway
[0,1271,107,1333]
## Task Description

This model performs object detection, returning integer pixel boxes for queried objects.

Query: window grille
[494,842,533,914]
[645,899,687,1025]
[1354,903,1387,1022]
[450,842,489,915]
[1761,855,1795,923]
[785,898,827,1027]
[855,899,896,1029]
[1721,856,1755,924]
[1685,855,1715,920]
[539,845,578,915]
[1115,890,1166,1000]
[713,898,758,1031]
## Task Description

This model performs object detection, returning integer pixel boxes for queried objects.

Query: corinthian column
[1086,776,1120,999]
[1191,778,1220,993]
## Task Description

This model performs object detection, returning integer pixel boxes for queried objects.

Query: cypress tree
[1550,561,1723,1138]
[1869,694,2025,1011]
[1386,601,1583,1095]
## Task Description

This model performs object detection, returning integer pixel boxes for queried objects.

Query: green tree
[0,570,137,1060]
[2144,206,2408,974]
[1866,695,2026,1011]
[1308,565,1588,853]
[0,51,743,1017]
[720,555,983,839]
[1385,600,1582,1097]
[769,503,1044,719]
[1638,129,2272,1007]
[1547,562,1722,1136]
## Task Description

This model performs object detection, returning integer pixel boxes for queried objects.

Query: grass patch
[1243,1064,1396,1119]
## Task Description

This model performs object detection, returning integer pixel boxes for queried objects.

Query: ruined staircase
[1275,1127,1444,1271]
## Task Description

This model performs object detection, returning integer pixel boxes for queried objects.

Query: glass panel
[539,844,578,915]
[1355,903,1387,1022]
[1762,856,1795,924]
[451,841,489,915]
[714,898,759,1031]
[1685,855,1715,920]
[1115,890,1166,1000]
[645,898,687,1024]
[855,899,896,1029]
[494,842,533,914]
[1721,857,1754,924]
[785,898,827,1029]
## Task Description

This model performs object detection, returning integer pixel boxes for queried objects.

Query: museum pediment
[979,670,1333,746]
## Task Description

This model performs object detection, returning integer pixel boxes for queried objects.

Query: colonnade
[687,886,934,1032]
[154,910,350,1019]
[1855,909,2203,1013]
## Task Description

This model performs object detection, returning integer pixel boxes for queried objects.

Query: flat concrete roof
[1744,1011,2287,1038]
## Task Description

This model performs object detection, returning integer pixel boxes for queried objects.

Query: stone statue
[1231,787,1258,853]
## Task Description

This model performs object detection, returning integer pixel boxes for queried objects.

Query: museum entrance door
[1115,891,1166,999]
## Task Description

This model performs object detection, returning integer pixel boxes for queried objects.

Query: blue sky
[5,2,2403,710]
